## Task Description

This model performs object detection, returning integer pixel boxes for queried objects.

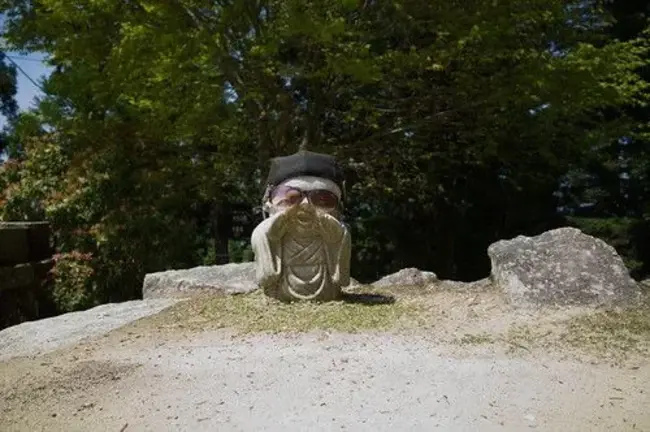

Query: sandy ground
[1,289,649,432]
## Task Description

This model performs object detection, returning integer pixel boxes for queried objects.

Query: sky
[0,51,54,128]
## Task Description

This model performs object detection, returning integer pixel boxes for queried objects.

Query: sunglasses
[270,185,340,211]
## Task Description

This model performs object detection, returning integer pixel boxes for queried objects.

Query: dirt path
[1,288,649,431]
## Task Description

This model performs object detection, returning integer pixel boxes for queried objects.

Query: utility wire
[7,55,46,63]
[3,54,46,93]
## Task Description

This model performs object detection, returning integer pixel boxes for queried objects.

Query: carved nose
[301,196,309,205]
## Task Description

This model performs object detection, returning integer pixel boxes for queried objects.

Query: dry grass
[559,299,650,355]
[145,286,430,335]
[457,333,495,345]
[501,296,650,361]
[138,284,650,363]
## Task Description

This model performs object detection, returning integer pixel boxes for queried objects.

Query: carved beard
[283,203,320,235]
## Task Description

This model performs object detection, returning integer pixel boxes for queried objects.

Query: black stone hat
[266,149,344,190]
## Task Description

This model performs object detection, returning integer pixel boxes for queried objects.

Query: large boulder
[488,227,641,308]
[143,263,259,299]
[372,267,438,288]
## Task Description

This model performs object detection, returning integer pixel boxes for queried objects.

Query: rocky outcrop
[143,262,365,299]
[0,299,178,361]
[142,263,259,299]
[437,277,493,291]
[142,227,643,310]
[488,227,641,308]
[371,268,438,288]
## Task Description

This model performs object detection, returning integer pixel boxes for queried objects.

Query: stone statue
[251,148,351,302]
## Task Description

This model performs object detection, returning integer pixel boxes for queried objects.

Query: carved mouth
[291,204,317,221]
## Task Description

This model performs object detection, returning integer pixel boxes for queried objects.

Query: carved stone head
[251,149,351,302]
[262,150,345,219]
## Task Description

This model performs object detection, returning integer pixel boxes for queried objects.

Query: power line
[3,54,46,93]
[7,55,46,63]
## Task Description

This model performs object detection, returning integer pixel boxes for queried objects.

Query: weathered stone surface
[143,263,259,299]
[0,299,178,361]
[252,203,351,302]
[488,227,641,308]
[372,268,438,288]
[437,277,493,291]
[252,150,350,303]
[0,264,35,292]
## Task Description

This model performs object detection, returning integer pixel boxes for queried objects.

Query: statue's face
[266,176,341,217]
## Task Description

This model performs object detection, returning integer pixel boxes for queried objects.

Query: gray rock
[641,279,650,292]
[438,277,493,291]
[0,299,177,361]
[488,227,641,308]
[372,267,438,288]
[347,277,361,287]
[142,262,259,299]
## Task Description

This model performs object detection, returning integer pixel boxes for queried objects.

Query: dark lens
[284,189,304,205]
[270,185,290,201]
[309,190,338,210]
[271,186,304,206]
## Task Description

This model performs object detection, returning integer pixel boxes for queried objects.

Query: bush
[50,251,96,312]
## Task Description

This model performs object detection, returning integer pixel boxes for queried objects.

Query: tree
[0,52,18,120]
[559,0,650,278]
[0,0,647,314]
[0,51,19,156]
[329,0,649,279]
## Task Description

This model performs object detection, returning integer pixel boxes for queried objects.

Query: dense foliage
[559,0,650,276]
[0,0,649,313]
[0,50,19,154]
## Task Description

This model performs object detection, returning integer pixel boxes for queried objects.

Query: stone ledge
[143,263,259,299]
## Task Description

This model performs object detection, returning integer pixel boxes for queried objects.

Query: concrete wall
[0,222,54,330]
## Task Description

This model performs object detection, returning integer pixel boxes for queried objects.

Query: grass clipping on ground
[147,284,650,361]
[503,296,650,360]
[560,299,650,355]
[155,287,420,334]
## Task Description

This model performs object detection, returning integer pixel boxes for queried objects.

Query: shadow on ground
[341,292,396,305]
